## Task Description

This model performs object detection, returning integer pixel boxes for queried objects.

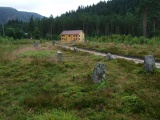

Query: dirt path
[58,45,160,68]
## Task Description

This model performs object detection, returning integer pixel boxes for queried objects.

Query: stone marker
[62,46,66,51]
[85,40,89,43]
[144,55,156,72]
[34,41,38,49]
[73,47,77,53]
[71,40,75,44]
[106,53,114,60]
[93,62,106,83]
[57,51,62,61]
[52,40,55,45]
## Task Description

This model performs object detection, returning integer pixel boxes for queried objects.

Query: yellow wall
[61,31,85,43]
[79,31,85,42]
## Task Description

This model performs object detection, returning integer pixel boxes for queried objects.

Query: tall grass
[0,36,14,44]
[86,34,160,45]
[74,35,160,60]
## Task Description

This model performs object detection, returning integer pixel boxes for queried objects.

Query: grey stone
[73,47,77,53]
[52,40,55,45]
[57,51,62,61]
[71,40,75,44]
[85,40,89,43]
[34,42,38,49]
[106,53,114,60]
[62,46,66,51]
[144,55,156,72]
[93,63,106,83]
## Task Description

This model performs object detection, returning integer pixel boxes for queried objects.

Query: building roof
[61,30,83,35]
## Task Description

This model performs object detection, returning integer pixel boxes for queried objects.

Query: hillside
[0,7,43,24]
[1,0,160,38]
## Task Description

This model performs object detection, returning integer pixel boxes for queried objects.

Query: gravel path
[58,45,160,68]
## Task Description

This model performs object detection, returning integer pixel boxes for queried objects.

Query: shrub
[72,95,106,109]
[121,95,145,113]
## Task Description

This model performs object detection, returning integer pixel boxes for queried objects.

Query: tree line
[0,0,160,40]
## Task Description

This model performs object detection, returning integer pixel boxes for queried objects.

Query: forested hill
[1,0,160,39]
[75,0,139,15]
[57,0,159,37]
[0,7,43,24]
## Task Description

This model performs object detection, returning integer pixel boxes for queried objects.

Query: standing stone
[73,47,77,53]
[34,41,38,49]
[71,40,75,44]
[52,40,55,45]
[93,63,106,83]
[106,53,114,60]
[144,55,156,72]
[62,46,66,51]
[85,40,89,43]
[57,51,62,61]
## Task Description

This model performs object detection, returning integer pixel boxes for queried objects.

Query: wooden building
[60,30,85,43]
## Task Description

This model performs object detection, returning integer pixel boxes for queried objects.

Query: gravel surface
[58,45,160,68]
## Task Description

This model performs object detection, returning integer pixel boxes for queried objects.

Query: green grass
[0,40,160,120]
[18,51,53,58]
[73,41,160,60]
[31,109,80,120]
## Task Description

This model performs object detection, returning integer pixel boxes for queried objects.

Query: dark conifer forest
[1,0,160,39]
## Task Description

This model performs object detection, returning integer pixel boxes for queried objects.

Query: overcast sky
[0,0,108,17]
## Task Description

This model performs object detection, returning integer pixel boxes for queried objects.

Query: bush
[121,95,145,113]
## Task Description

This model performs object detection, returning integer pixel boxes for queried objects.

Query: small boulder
[144,55,156,72]
[57,51,62,61]
[71,40,75,44]
[73,47,77,53]
[34,41,38,49]
[52,40,55,45]
[62,46,67,51]
[106,53,114,60]
[93,63,106,83]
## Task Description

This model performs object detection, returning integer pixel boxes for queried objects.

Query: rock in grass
[57,51,62,61]
[106,53,114,60]
[34,41,38,49]
[62,46,67,51]
[52,40,55,45]
[93,63,106,83]
[73,47,77,53]
[144,55,155,72]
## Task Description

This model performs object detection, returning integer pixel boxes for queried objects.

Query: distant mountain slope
[0,7,43,24]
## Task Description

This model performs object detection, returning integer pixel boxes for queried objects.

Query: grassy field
[74,35,160,60]
[0,39,160,120]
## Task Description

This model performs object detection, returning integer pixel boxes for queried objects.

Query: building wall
[61,31,85,43]
[79,31,85,42]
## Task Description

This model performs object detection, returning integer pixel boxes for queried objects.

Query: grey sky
[0,0,107,17]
